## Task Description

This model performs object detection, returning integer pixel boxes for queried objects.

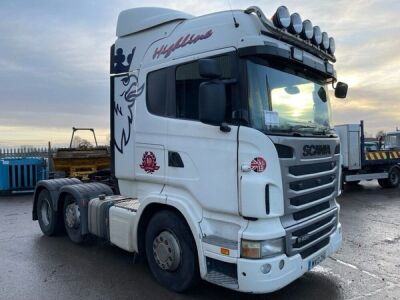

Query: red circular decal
[139,151,160,174]
[250,157,267,173]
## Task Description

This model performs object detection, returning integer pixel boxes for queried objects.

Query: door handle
[241,164,252,172]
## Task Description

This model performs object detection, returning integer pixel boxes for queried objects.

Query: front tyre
[145,210,199,292]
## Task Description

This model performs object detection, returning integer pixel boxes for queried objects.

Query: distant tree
[72,136,93,148]
[376,130,386,139]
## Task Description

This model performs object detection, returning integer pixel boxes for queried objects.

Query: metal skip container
[0,157,46,193]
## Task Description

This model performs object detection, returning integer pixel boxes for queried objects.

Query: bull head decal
[112,47,144,153]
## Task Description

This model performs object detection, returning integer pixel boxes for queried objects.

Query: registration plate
[308,251,326,270]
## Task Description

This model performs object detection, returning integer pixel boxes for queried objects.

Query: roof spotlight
[272,6,291,29]
[301,19,313,40]
[289,13,302,34]
[322,32,329,50]
[312,26,322,45]
[329,37,336,55]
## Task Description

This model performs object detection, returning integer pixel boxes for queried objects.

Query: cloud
[0,0,398,146]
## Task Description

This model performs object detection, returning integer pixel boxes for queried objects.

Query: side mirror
[198,81,226,126]
[335,82,348,99]
[198,59,222,79]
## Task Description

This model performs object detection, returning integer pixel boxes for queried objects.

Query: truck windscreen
[246,58,333,136]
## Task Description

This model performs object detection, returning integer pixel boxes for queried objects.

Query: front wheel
[145,210,199,292]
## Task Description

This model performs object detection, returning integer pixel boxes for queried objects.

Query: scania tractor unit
[32,5,348,293]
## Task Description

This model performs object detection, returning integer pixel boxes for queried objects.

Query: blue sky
[0,0,399,146]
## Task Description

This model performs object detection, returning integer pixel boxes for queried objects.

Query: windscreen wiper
[266,127,304,136]
[289,125,335,136]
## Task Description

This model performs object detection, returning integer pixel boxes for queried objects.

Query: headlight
[241,238,284,259]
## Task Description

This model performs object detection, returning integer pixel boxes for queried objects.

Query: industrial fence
[0,145,56,159]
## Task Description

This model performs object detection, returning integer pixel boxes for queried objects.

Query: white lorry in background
[32,5,348,293]
[335,121,400,188]
[384,130,400,150]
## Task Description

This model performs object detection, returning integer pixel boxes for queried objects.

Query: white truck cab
[33,6,347,293]
[385,131,400,150]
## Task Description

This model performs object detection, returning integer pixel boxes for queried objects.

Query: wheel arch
[388,164,400,173]
[57,183,114,235]
[136,199,205,276]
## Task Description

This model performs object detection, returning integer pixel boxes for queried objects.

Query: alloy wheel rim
[65,203,80,229]
[40,198,51,226]
[152,231,181,271]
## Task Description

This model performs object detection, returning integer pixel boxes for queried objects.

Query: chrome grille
[285,209,338,258]
[281,150,339,227]
[269,136,340,258]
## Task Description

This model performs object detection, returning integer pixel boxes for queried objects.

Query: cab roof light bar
[244,6,336,63]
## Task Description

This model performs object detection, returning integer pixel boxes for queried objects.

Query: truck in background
[335,121,400,188]
[32,5,348,293]
[384,130,400,150]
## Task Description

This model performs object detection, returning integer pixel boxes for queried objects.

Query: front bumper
[236,224,342,293]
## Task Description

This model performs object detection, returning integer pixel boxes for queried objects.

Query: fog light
[329,37,336,55]
[272,6,291,29]
[260,263,272,274]
[312,26,322,45]
[301,19,313,40]
[289,13,302,34]
[322,32,329,50]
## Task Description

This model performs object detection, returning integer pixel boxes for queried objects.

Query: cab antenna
[227,0,239,28]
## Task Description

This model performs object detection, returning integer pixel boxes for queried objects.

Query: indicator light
[220,248,230,256]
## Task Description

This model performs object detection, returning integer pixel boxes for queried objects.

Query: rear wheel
[145,210,199,292]
[63,195,89,244]
[37,189,62,236]
[379,168,400,188]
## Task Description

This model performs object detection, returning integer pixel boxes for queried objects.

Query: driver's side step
[114,198,140,211]
[205,257,238,289]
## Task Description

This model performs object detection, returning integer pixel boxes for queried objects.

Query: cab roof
[116,7,193,37]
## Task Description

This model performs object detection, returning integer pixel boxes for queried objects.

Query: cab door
[164,56,239,215]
